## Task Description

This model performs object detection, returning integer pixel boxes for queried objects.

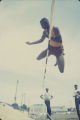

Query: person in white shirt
[73,84,80,120]
[40,88,53,119]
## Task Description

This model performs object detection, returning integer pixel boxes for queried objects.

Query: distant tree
[12,103,19,109]
[21,104,27,110]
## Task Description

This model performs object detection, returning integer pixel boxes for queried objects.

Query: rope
[42,0,55,89]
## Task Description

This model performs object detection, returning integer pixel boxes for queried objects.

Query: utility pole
[23,93,26,105]
[21,93,26,106]
[14,80,19,103]
[21,93,24,106]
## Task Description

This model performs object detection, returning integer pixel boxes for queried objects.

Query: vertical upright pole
[24,93,26,105]
[42,0,55,90]
[14,80,19,103]
[49,0,55,40]
[21,93,24,106]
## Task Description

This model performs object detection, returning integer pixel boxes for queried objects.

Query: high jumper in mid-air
[26,18,65,73]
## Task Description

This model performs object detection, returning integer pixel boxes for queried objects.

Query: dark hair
[74,85,78,90]
[40,18,50,33]
[46,88,49,91]
[74,84,78,87]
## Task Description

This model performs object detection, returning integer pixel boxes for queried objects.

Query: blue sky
[0,0,80,107]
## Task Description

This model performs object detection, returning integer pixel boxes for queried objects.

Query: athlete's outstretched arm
[26,39,44,45]
[25,31,46,45]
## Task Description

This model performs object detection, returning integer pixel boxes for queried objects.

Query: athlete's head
[40,18,50,30]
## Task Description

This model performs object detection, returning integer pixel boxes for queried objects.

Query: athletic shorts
[48,44,64,57]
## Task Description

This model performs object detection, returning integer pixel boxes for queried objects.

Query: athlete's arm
[26,31,46,45]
